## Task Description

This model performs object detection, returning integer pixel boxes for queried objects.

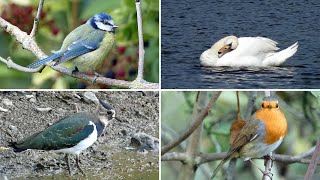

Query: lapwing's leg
[76,154,86,176]
[64,154,71,175]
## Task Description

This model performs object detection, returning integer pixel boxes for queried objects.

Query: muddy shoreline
[0,91,159,179]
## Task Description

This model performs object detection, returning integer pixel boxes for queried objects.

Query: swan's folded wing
[236,37,279,57]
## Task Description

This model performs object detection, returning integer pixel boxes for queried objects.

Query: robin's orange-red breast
[211,96,287,178]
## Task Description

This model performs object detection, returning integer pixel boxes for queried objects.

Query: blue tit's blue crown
[86,13,117,33]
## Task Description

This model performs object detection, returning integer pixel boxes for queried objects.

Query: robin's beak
[267,104,272,109]
[218,44,233,58]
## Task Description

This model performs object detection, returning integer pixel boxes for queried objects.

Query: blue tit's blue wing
[27,52,64,68]
[54,30,105,66]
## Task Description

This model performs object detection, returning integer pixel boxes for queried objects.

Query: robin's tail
[210,153,236,179]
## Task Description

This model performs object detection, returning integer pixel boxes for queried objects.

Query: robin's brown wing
[227,116,265,158]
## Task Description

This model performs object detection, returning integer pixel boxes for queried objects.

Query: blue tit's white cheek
[95,22,113,31]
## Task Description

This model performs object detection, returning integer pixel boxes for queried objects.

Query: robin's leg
[76,154,86,176]
[64,154,71,175]
[264,154,274,167]
[249,159,273,179]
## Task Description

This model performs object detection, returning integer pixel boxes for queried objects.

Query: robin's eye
[276,104,279,108]
[261,103,264,108]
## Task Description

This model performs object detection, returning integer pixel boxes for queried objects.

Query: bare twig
[178,92,207,180]
[135,0,144,82]
[162,146,318,165]
[0,0,158,89]
[263,91,272,180]
[161,92,221,155]
[30,0,44,37]
[304,139,320,180]
[0,56,42,72]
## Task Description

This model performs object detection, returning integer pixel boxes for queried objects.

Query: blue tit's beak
[113,25,119,29]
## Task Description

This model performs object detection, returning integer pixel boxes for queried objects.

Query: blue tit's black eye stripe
[103,20,111,25]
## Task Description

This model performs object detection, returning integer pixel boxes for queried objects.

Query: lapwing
[9,99,118,175]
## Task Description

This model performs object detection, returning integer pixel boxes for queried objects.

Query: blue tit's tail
[27,52,63,68]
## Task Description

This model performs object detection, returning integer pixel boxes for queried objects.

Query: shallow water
[161,0,320,89]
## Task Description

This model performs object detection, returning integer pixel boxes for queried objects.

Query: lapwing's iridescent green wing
[15,113,99,151]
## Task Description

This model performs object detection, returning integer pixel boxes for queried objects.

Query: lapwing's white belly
[52,121,98,155]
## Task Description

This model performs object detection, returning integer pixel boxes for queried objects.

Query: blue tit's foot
[92,72,103,84]
[72,67,79,74]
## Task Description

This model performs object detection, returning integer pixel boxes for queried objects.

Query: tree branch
[304,139,320,180]
[161,92,221,155]
[263,91,272,180]
[162,146,319,166]
[135,0,144,82]
[30,0,44,37]
[178,92,207,180]
[0,0,158,89]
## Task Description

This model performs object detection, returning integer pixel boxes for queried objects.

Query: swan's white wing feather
[236,37,279,57]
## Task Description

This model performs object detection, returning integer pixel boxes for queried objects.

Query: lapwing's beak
[114,117,122,122]
[98,99,114,110]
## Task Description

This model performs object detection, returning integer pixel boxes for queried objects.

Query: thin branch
[161,92,221,155]
[178,92,207,180]
[304,139,320,180]
[135,0,144,82]
[0,0,159,89]
[262,91,272,180]
[162,146,318,165]
[0,56,42,72]
[30,0,44,37]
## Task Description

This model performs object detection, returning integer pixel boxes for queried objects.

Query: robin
[211,96,287,178]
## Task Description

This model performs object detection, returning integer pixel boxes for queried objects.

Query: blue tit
[27,12,118,73]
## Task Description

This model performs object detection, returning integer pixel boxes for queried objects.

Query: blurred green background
[161,91,320,179]
[0,0,159,89]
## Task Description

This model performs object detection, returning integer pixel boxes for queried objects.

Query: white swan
[200,36,298,67]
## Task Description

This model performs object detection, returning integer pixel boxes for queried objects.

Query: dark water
[161,0,320,89]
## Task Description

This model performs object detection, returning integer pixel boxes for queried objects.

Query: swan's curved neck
[200,49,219,66]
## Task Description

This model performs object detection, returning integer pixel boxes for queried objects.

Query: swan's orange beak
[218,44,233,58]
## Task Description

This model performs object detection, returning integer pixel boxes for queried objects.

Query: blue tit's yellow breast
[72,32,116,72]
